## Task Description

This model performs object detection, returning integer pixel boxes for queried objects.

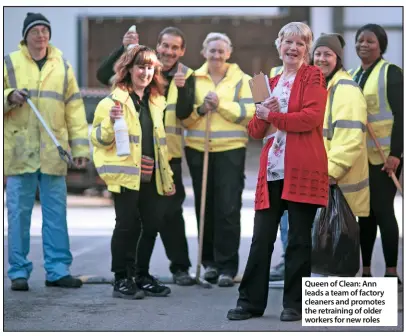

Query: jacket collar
[194,62,244,84]
[328,68,354,90]
[110,86,166,113]
[19,42,62,61]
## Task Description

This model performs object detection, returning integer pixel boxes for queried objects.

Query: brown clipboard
[248,72,272,104]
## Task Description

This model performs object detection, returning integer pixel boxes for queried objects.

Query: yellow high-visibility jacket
[348,60,399,164]
[182,62,255,152]
[270,66,283,78]
[323,69,370,217]
[165,63,194,160]
[91,87,174,195]
[4,43,89,176]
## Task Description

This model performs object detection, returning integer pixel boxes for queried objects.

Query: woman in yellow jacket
[178,32,255,287]
[312,33,370,217]
[348,24,403,285]
[91,45,174,299]
[310,33,370,278]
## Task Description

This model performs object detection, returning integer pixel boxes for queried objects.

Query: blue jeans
[6,171,72,281]
[280,211,289,255]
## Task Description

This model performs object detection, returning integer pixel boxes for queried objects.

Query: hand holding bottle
[110,102,124,124]
[123,25,139,50]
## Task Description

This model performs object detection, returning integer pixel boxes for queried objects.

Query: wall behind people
[85,8,309,86]
[3,7,283,77]
[3,7,309,87]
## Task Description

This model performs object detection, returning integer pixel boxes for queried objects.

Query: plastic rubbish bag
[311,185,360,276]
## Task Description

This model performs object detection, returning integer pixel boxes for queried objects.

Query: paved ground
[3,149,404,331]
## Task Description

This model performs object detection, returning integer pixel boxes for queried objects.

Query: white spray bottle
[127,25,138,50]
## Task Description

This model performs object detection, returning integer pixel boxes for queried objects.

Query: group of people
[4,12,403,323]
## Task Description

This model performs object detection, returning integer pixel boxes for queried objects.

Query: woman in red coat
[227,22,328,322]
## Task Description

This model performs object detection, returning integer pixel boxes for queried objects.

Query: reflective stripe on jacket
[90,87,174,195]
[182,62,255,152]
[349,60,395,164]
[323,69,370,217]
[165,63,193,160]
[3,43,89,176]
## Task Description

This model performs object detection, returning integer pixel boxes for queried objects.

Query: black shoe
[204,267,219,284]
[113,278,145,300]
[11,278,29,291]
[173,271,195,286]
[218,274,234,287]
[280,308,302,321]
[137,275,171,297]
[45,275,82,288]
[227,306,262,320]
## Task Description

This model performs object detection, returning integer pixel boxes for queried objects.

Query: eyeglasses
[29,28,50,37]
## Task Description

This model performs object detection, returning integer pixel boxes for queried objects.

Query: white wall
[310,7,333,40]
[344,7,402,26]
[4,6,281,76]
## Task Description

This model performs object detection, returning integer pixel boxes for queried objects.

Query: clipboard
[248,72,272,104]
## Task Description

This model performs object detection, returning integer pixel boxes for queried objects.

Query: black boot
[227,306,262,320]
[11,278,29,291]
[113,277,145,300]
[45,275,82,288]
[136,274,171,297]
[173,271,195,286]
[280,308,302,321]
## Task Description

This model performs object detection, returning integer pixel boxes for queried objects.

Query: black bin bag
[311,185,360,276]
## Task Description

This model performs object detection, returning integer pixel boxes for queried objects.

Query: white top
[266,73,296,181]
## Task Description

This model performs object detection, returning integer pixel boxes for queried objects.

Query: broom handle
[366,123,403,196]
[196,110,212,279]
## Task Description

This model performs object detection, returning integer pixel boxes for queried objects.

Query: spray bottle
[113,101,131,156]
[127,25,138,50]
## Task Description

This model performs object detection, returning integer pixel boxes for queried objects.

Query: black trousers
[110,180,166,277]
[237,180,318,314]
[159,160,192,274]
[359,161,403,268]
[185,146,245,277]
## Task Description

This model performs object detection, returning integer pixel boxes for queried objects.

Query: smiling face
[26,24,49,51]
[355,30,381,63]
[129,50,159,89]
[203,39,231,69]
[156,33,185,71]
[313,46,338,77]
[280,34,307,67]
[130,64,155,89]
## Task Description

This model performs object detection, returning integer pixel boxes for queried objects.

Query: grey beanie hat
[312,33,346,59]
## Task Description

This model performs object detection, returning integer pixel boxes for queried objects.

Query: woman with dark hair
[91,45,175,299]
[348,24,403,285]
[312,33,370,224]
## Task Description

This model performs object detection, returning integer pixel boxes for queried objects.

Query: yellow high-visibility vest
[349,60,396,164]
[270,66,283,78]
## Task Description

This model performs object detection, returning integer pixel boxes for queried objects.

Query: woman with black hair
[348,24,403,285]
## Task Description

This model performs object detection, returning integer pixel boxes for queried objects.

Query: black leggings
[237,180,318,313]
[110,181,166,278]
[359,162,403,268]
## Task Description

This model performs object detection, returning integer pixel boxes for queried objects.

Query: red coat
[248,64,329,211]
